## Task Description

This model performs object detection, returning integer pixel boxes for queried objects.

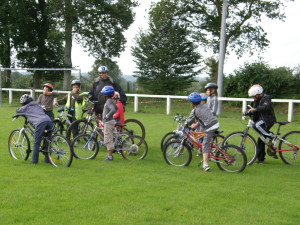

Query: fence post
[242,99,247,112]
[166,96,171,115]
[134,94,138,112]
[9,89,13,104]
[288,100,293,122]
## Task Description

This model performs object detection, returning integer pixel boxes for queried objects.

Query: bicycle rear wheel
[121,135,148,160]
[160,132,176,151]
[66,119,95,141]
[52,120,65,135]
[222,132,257,165]
[48,134,73,167]
[72,134,99,160]
[122,119,145,139]
[163,140,192,166]
[278,131,300,165]
[8,129,30,160]
[216,144,247,172]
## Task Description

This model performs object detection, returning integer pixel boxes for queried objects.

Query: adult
[88,66,127,115]
[247,84,277,164]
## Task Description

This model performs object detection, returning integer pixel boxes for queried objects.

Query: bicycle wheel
[213,134,225,146]
[222,132,257,165]
[8,129,31,160]
[48,134,73,167]
[66,119,95,141]
[216,144,247,172]
[52,120,65,135]
[122,119,145,139]
[163,133,183,151]
[121,135,148,160]
[72,134,100,160]
[278,131,300,165]
[160,132,176,151]
[163,140,192,166]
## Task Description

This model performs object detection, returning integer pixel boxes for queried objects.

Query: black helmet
[204,82,218,90]
[20,94,33,106]
[71,79,81,87]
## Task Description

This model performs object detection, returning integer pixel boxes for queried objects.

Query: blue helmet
[98,66,108,73]
[101,86,115,97]
[188,92,202,103]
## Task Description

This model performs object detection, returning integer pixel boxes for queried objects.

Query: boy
[205,82,218,116]
[186,92,219,171]
[101,86,117,161]
[16,94,53,164]
[37,83,59,120]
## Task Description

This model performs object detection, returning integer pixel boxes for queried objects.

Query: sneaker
[256,160,264,164]
[104,156,113,161]
[202,165,210,172]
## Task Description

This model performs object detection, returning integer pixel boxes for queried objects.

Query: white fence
[1,88,300,122]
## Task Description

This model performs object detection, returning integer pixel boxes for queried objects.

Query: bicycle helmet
[71,79,81,87]
[200,93,207,101]
[204,82,218,90]
[101,86,115,97]
[43,83,53,91]
[188,92,202,103]
[20,94,33,105]
[248,84,263,97]
[113,91,120,99]
[98,66,108,73]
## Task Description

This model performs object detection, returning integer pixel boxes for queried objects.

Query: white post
[288,100,293,122]
[9,89,13,104]
[134,95,138,112]
[166,96,171,115]
[242,99,247,112]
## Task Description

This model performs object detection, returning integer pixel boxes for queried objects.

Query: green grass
[0,104,300,225]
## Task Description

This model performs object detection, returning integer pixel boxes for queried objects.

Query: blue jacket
[16,101,51,128]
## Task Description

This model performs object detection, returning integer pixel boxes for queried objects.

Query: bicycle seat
[214,130,223,134]
[115,123,126,127]
[275,121,289,126]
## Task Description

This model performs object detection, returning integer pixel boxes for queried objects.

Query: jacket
[251,94,276,127]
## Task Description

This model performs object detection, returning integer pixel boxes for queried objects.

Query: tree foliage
[131,0,201,94]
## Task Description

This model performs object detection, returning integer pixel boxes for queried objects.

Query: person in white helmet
[247,84,277,164]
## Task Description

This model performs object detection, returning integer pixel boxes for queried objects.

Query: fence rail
[2,88,300,122]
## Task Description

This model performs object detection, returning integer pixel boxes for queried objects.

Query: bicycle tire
[222,132,257,165]
[278,131,300,165]
[213,134,225,146]
[71,134,100,160]
[48,134,73,167]
[122,119,146,139]
[120,135,148,160]
[163,140,192,166]
[162,133,183,151]
[8,129,31,161]
[52,119,65,135]
[216,144,247,172]
[160,132,176,151]
[66,119,95,141]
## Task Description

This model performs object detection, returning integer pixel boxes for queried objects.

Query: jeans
[31,121,53,163]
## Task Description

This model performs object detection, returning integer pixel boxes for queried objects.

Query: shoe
[104,156,113,161]
[267,149,278,159]
[256,161,264,164]
[202,165,210,172]
[29,162,37,165]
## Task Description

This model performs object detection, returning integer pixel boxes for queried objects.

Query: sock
[203,162,208,168]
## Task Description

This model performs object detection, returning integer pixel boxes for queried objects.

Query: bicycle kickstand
[197,160,203,167]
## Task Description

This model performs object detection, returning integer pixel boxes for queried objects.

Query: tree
[131,0,201,94]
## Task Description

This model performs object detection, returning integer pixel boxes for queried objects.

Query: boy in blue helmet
[186,92,220,171]
[101,86,117,161]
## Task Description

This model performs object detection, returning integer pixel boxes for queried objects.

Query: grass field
[0,103,299,225]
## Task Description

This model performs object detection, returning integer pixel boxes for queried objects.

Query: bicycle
[66,100,146,142]
[222,106,300,165]
[52,105,74,135]
[160,113,224,152]
[163,126,247,172]
[71,120,148,160]
[8,115,73,167]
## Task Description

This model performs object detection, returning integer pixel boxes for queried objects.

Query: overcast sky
[72,0,300,76]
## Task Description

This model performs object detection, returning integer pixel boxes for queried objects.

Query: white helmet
[98,66,108,73]
[20,94,33,105]
[248,84,263,97]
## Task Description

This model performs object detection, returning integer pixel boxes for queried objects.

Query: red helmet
[43,83,53,91]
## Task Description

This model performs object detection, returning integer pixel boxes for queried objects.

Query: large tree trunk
[63,0,73,90]
[2,36,11,88]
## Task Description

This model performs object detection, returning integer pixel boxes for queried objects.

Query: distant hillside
[121,75,208,82]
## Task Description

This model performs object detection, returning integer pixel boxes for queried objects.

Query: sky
[72,0,300,76]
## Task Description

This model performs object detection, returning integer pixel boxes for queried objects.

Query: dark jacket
[88,76,127,114]
[251,94,276,127]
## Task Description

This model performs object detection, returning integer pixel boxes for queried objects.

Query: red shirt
[113,101,124,124]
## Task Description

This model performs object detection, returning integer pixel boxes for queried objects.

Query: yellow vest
[66,92,86,119]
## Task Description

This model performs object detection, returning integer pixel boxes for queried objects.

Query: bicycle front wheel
[66,119,95,141]
[160,132,176,151]
[216,144,247,172]
[48,134,73,167]
[8,129,30,160]
[222,132,257,165]
[278,131,300,165]
[72,134,99,160]
[121,135,148,160]
[163,140,192,166]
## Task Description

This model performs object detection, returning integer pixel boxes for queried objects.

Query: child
[186,92,219,172]
[205,82,218,116]
[101,86,117,161]
[16,94,53,164]
[113,92,124,125]
[37,83,59,120]
[57,80,86,137]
